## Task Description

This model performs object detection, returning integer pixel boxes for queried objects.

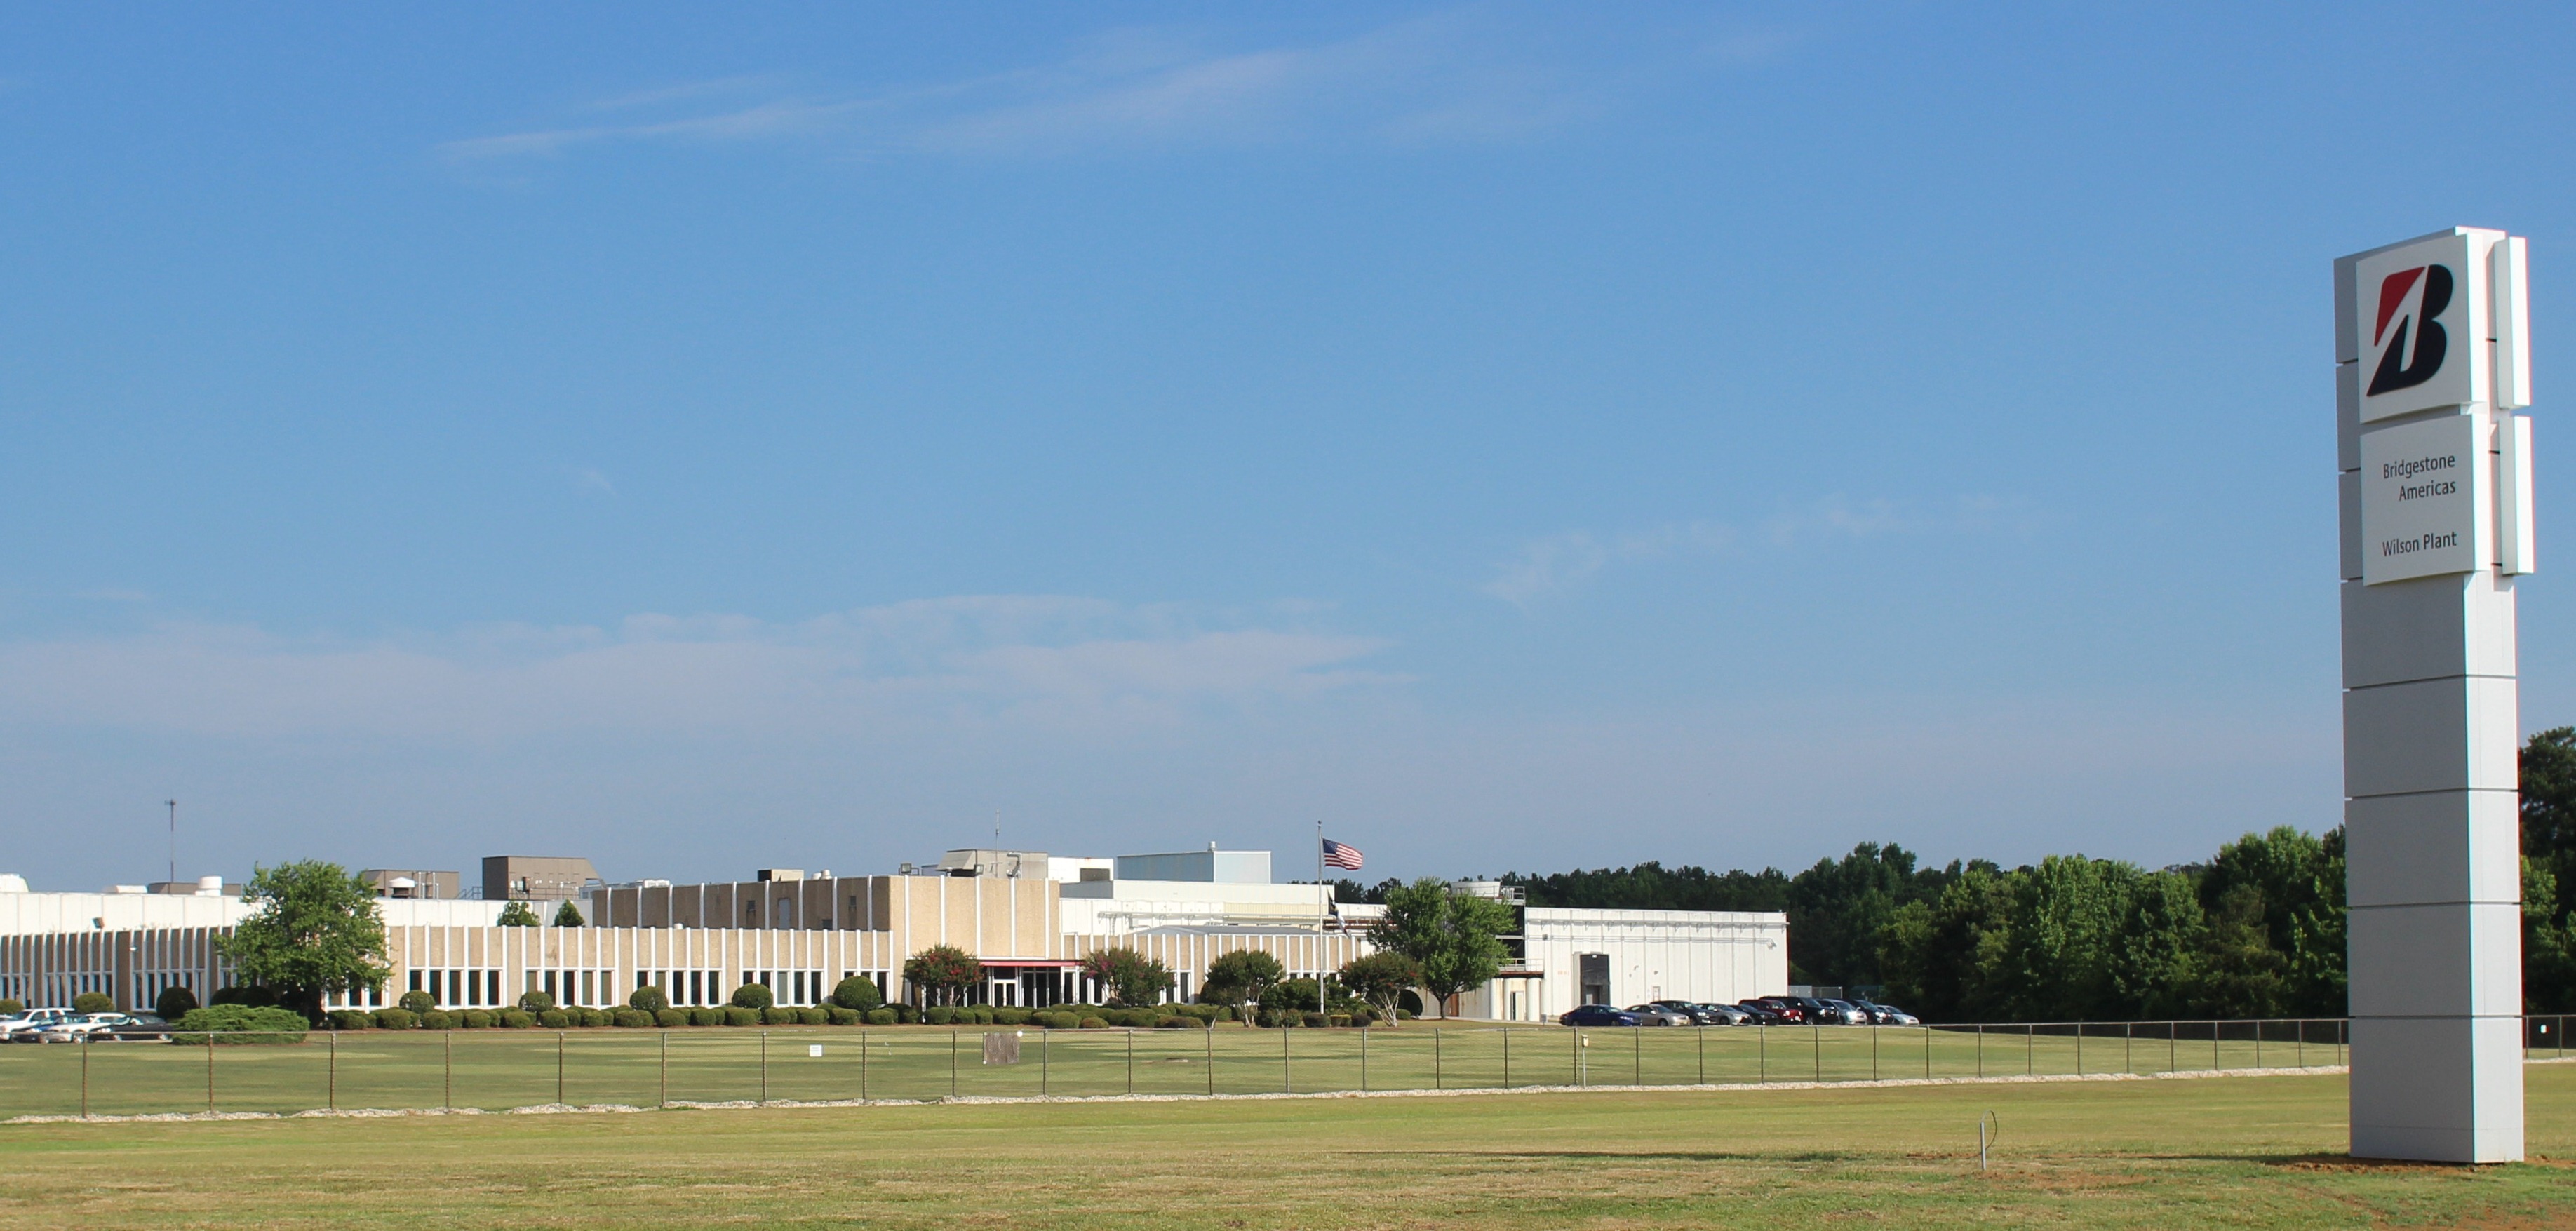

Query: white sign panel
[2361,415,2487,584]
[2354,231,2488,423]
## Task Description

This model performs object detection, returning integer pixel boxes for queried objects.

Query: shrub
[730,983,774,1011]
[1254,1011,1279,1028]
[372,1007,417,1030]
[892,1003,919,1023]
[499,1009,537,1029]
[518,990,556,1014]
[1078,1016,1110,1030]
[153,986,199,1021]
[538,1009,571,1029]
[864,1008,897,1026]
[420,1010,457,1030]
[1303,1012,1329,1028]
[655,1009,687,1028]
[72,991,116,1014]
[629,986,670,1014]
[459,1009,495,1029]
[612,1009,653,1028]
[210,985,276,1007]
[1153,1016,1189,1029]
[327,1009,372,1031]
[1216,1005,1239,1022]
[174,1004,309,1044]
[724,1007,760,1028]
[830,974,884,1012]
[796,1007,829,1025]
[964,1006,993,1025]
[1396,1009,1416,1021]
[1327,1014,1352,1028]
[828,1007,861,1025]
[0,998,22,1016]
[572,1007,608,1028]
[690,1008,726,1027]
[992,1007,1029,1026]
[399,990,435,1015]
[923,1007,956,1025]
[761,1007,798,1026]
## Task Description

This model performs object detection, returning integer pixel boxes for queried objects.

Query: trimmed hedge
[629,986,670,1014]
[459,1009,495,1029]
[72,991,115,1014]
[154,986,199,1021]
[420,1010,457,1030]
[795,1007,828,1025]
[865,1008,897,1026]
[498,1009,536,1028]
[830,975,884,1012]
[730,983,774,1011]
[1078,1016,1109,1030]
[573,1007,608,1028]
[399,990,435,1014]
[827,1007,861,1025]
[538,1009,572,1028]
[0,997,22,1016]
[372,1007,418,1030]
[690,1008,726,1027]
[724,1007,760,1027]
[923,1007,955,1025]
[991,1007,1029,1026]
[518,990,556,1014]
[1302,1012,1329,1028]
[611,1009,653,1028]
[174,1004,309,1044]
[762,1007,799,1026]
[327,1009,373,1031]
[892,1003,919,1023]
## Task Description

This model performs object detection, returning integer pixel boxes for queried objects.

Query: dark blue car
[1559,1004,1644,1027]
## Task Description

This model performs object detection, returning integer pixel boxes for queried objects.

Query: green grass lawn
[0,1021,2357,1117]
[1,1062,2572,1228]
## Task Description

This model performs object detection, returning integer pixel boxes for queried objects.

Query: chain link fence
[6,1015,2547,1119]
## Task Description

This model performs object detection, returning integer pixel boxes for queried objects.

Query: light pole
[166,800,177,884]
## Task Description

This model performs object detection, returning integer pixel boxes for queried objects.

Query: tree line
[1456,728,2576,1022]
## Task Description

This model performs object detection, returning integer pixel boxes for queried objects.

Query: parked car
[1779,996,1837,1023]
[1,1008,79,1041]
[1652,1000,1740,1025]
[29,1013,133,1043]
[1814,998,1871,1025]
[100,1013,172,1041]
[1560,1004,1644,1027]
[1851,1000,1919,1026]
[1690,1002,1752,1025]
[1624,1004,1693,1026]
[1746,997,1805,1024]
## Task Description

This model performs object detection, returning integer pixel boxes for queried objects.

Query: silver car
[1814,999,1872,1025]
[1623,1004,1693,1026]
[1,1008,79,1041]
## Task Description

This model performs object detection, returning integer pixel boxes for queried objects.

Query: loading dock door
[1578,953,1610,1007]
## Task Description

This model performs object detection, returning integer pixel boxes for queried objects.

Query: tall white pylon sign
[2337,227,2533,1163]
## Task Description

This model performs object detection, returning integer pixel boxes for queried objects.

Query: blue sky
[3,2,2571,891]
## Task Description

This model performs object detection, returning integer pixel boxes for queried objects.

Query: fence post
[761,1031,770,1104]
[955,1030,962,1099]
[1434,1028,1442,1090]
[2074,1022,2082,1076]
[2255,1021,2264,1070]
[328,1030,337,1111]
[1035,1029,1042,1099]
[1634,1026,1642,1086]
[1811,1024,1820,1083]
[1577,1027,1584,1087]
[1757,1025,1764,1084]
[1925,1025,1932,1079]
[2125,1021,2133,1074]
[2025,1023,2033,1076]
[1975,1023,1983,1079]
[661,1031,669,1108]
[1360,1026,1369,1093]
[1125,1030,1134,1096]
[1282,1027,1291,1094]
[2168,1021,2177,1072]
[556,1030,565,1106]
[441,1031,450,1112]
[1870,1024,1877,1082]
[1206,1023,1214,1096]
[1503,1027,1512,1089]
[80,1036,89,1120]
[1699,1027,1707,1084]
[2212,1021,2220,1071]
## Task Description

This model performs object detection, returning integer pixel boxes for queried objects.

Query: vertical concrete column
[2338,228,2529,1162]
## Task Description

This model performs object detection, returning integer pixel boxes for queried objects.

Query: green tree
[2194,826,2346,1016]
[495,901,540,927]
[2113,870,2206,1018]
[1370,878,1515,1017]
[1080,946,1174,1007]
[2523,728,2576,1011]
[1876,865,2018,1022]
[904,944,982,1007]
[723,983,766,1011]
[552,899,586,927]
[1202,950,1284,1026]
[216,861,391,1023]
[1337,952,1422,1022]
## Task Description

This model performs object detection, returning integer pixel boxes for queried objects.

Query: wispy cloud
[572,467,616,497]
[0,596,1399,741]
[434,11,1733,168]
[1484,495,2032,605]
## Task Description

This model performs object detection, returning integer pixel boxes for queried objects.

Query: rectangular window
[446,969,461,1006]
[488,971,499,1005]
[689,971,702,1006]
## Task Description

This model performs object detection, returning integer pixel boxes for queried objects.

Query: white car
[33,1014,133,1043]
[0,1008,78,1041]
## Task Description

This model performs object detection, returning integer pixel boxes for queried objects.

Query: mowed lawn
[4,1066,2576,1229]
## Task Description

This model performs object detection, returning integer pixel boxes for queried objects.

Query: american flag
[1323,839,1364,870]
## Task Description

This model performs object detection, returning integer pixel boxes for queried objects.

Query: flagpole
[1317,820,1327,1018]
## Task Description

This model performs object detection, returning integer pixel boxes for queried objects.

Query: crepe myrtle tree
[1080,946,1174,1008]
[1201,950,1285,1027]
[215,861,391,1023]
[1337,952,1423,1023]
[905,945,982,1007]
